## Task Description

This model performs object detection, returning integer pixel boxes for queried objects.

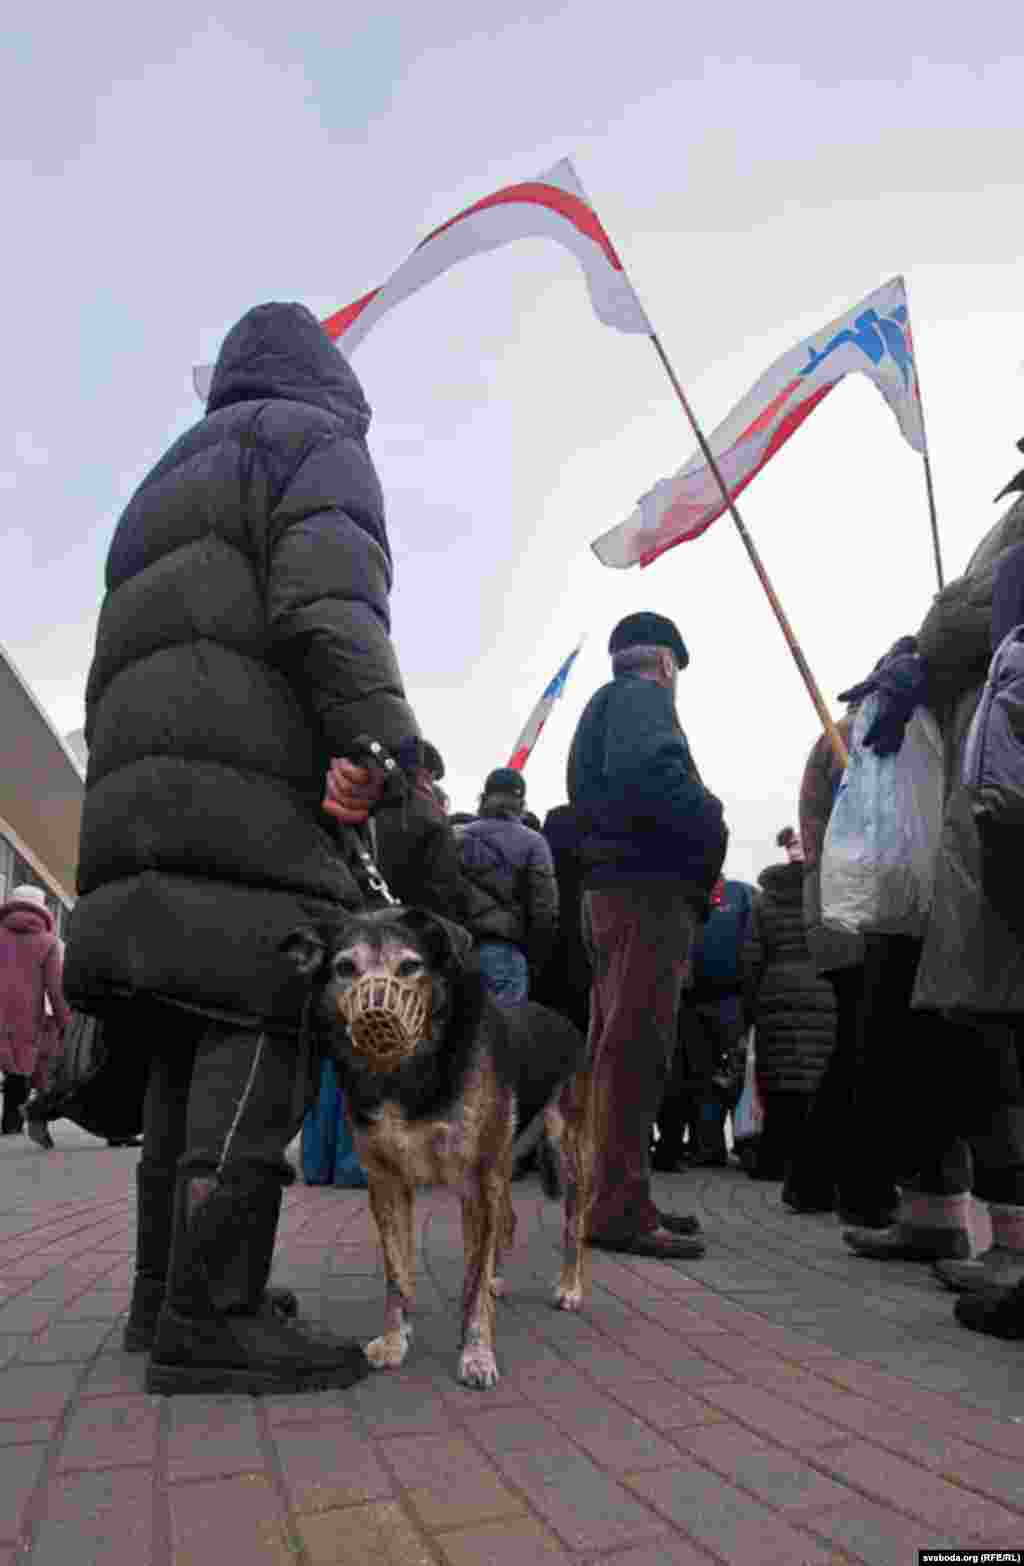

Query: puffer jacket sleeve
[265,434,421,756]
[741,894,764,1010]
[524,833,559,973]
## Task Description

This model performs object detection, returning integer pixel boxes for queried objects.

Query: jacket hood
[1,899,53,935]
[758,861,804,896]
[205,302,372,434]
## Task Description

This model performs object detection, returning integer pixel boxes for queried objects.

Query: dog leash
[338,736,406,909]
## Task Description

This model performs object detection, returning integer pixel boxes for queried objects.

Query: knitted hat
[483,767,526,798]
[10,884,46,908]
[608,612,689,669]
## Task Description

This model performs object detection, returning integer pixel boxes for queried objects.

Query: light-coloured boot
[934,1202,1024,1293]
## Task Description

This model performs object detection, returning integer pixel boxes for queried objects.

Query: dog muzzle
[338,974,430,1069]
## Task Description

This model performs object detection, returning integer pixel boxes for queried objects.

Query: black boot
[124,1170,300,1354]
[1,1073,29,1134]
[146,1175,368,1396]
[955,1276,1024,1339]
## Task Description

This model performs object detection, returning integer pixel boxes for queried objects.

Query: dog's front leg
[458,1173,504,1388]
[365,1172,415,1371]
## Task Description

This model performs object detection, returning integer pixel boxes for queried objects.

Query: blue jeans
[476,941,529,1004]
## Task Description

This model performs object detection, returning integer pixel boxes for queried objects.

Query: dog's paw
[457,1344,500,1388]
[490,1275,505,1298]
[553,1282,583,1313]
[365,1325,412,1371]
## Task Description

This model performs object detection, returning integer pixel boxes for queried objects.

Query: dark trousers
[141,1008,306,1189]
[658,994,740,1163]
[756,1090,812,1179]
[1,1072,29,1128]
[787,939,1024,1210]
[579,886,696,1240]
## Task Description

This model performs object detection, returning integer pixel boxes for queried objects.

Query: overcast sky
[5,1,1024,884]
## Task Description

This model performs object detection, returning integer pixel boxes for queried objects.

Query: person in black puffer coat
[456,768,558,1002]
[744,827,836,1180]
[530,804,591,1038]
[63,301,423,1399]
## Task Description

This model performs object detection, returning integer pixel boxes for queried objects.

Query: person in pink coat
[0,885,70,1134]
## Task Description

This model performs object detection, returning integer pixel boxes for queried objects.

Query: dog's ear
[399,908,474,969]
[279,925,328,978]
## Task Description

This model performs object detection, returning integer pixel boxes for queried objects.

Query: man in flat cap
[566,611,728,1258]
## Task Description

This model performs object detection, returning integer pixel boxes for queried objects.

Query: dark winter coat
[530,804,591,1034]
[64,302,420,1029]
[913,491,1024,1015]
[373,774,470,921]
[566,673,727,908]
[457,813,558,970]
[744,862,836,1096]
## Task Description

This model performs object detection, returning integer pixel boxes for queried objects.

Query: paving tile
[0,1416,59,1445]
[272,1424,394,1511]
[379,1433,524,1529]
[610,1381,730,1432]
[0,1361,82,1416]
[435,1514,573,1565]
[700,1382,854,1448]
[625,1462,839,1565]
[58,1396,159,1471]
[32,1465,154,1566]
[461,1406,567,1458]
[78,1349,148,1398]
[16,1319,116,1363]
[546,1396,685,1472]
[346,1370,460,1435]
[497,1442,668,1552]
[804,1498,951,1566]
[169,1471,293,1565]
[297,1500,434,1565]
[673,1420,856,1512]
[0,1441,46,1545]
[166,1396,265,1481]
[819,1439,1023,1538]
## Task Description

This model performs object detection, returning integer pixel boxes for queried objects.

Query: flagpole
[921,444,944,591]
[646,331,849,770]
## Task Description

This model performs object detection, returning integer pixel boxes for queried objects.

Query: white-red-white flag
[591,276,926,570]
[193,160,649,398]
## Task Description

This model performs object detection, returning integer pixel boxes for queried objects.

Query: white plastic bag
[820,693,944,937]
[732,1031,763,1144]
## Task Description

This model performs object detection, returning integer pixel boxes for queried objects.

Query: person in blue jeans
[456,769,558,1004]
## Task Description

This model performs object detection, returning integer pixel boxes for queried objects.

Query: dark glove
[837,637,929,757]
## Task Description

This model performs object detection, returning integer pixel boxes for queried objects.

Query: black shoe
[836,1205,900,1229]
[123,1279,300,1353]
[146,1300,370,1395]
[107,1136,143,1148]
[954,1279,1024,1340]
[25,1118,54,1150]
[658,1211,702,1236]
[1,1110,23,1135]
[651,1147,686,1173]
[782,1192,834,1214]
[145,1173,369,1395]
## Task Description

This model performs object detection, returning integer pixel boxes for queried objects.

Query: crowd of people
[4,300,1024,1408]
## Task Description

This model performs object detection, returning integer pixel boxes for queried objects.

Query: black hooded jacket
[64,302,420,1029]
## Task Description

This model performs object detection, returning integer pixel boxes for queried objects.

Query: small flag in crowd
[591,276,926,570]
[193,160,649,398]
[507,640,585,771]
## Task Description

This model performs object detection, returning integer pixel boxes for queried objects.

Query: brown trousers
[578,885,696,1240]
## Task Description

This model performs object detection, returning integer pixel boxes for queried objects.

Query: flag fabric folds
[591,276,926,570]
[193,160,649,399]
[508,641,584,771]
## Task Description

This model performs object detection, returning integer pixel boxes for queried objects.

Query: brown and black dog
[282,907,591,1388]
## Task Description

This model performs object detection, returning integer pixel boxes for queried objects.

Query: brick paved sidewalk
[2,1126,1024,1565]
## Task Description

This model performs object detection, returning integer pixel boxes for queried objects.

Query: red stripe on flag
[322,288,381,341]
[415,180,626,272]
[507,747,530,770]
[639,382,837,567]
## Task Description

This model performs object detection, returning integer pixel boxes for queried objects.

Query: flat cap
[608,611,689,669]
